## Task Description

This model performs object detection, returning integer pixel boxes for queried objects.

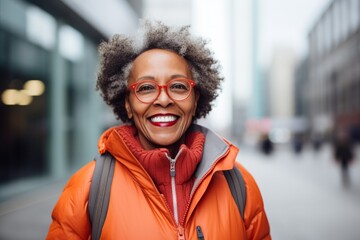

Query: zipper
[196,226,204,240]
[171,175,178,224]
[165,148,183,225]
[178,226,185,240]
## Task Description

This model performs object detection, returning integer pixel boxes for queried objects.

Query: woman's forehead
[134,49,185,62]
[130,49,192,78]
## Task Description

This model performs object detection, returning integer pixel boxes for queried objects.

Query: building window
[26,5,56,50]
[332,0,341,46]
[59,25,84,62]
[350,0,360,33]
[324,12,331,53]
[340,0,349,40]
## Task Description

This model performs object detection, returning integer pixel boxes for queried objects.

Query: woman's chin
[149,134,183,149]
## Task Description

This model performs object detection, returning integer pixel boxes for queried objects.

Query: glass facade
[0,0,107,186]
[307,0,360,142]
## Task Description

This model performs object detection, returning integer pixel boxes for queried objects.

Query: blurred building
[294,57,309,117]
[268,47,297,118]
[306,0,360,142]
[0,0,141,198]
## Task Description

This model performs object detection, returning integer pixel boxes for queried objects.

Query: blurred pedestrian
[259,133,274,155]
[312,133,323,152]
[46,20,271,239]
[292,134,304,154]
[333,129,354,187]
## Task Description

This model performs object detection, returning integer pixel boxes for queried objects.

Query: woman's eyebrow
[136,76,155,81]
[170,74,188,79]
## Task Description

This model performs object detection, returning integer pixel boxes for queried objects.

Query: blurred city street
[0,144,360,240]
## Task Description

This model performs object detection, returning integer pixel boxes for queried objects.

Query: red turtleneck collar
[117,125,205,224]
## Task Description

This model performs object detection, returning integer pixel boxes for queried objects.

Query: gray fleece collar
[189,124,230,189]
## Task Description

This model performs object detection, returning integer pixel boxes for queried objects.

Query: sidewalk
[0,179,66,240]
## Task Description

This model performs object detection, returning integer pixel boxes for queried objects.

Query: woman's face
[125,49,199,151]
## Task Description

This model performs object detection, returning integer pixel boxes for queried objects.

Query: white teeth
[150,115,177,123]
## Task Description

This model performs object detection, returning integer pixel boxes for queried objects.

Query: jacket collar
[97,124,238,192]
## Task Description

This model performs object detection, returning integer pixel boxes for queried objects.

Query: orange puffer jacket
[47,124,271,240]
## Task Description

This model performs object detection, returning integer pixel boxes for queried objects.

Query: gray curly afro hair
[96,20,223,122]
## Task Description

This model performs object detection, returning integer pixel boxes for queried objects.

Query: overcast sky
[259,0,331,65]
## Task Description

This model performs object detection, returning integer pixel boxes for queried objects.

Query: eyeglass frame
[128,78,196,103]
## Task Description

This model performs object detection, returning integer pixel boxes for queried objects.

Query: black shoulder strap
[224,166,247,219]
[88,152,115,240]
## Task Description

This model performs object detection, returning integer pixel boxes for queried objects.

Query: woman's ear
[125,97,133,119]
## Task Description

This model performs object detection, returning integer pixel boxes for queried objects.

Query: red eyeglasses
[129,78,195,103]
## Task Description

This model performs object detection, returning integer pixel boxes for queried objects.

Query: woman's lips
[149,115,178,127]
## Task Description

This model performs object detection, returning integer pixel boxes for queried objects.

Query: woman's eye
[136,83,156,93]
[170,82,188,91]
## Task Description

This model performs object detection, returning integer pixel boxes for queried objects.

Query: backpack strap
[88,152,115,240]
[223,166,247,219]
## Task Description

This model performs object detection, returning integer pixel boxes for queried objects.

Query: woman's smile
[149,114,179,127]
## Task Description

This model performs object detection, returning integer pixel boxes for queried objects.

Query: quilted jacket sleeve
[46,162,95,240]
[236,163,271,240]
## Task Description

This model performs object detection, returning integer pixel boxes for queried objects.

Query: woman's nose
[154,87,173,106]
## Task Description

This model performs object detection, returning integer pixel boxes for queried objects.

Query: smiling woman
[47,20,271,240]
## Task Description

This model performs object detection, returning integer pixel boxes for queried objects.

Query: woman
[47,20,271,239]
